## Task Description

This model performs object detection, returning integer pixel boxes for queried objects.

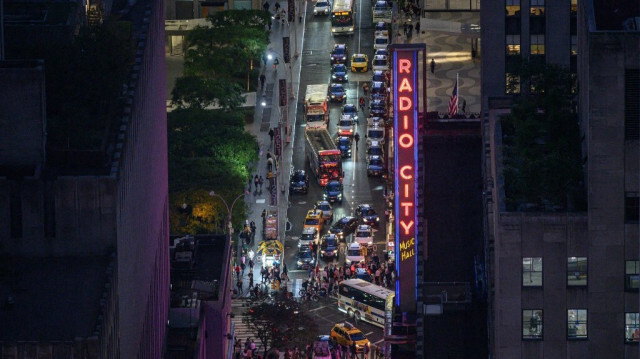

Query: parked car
[374,21,389,32]
[320,234,339,259]
[366,140,384,158]
[323,179,344,203]
[371,55,388,72]
[329,216,359,240]
[289,169,309,194]
[367,116,384,127]
[331,63,349,83]
[367,155,384,177]
[366,125,385,145]
[370,81,387,101]
[374,48,389,58]
[373,34,389,51]
[337,115,355,137]
[369,99,387,118]
[335,135,352,158]
[371,70,388,84]
[331,44,348,64]
[328,83,346,103]
[354,204,380,227]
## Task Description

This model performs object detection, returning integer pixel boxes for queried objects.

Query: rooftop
[0,255,112,341]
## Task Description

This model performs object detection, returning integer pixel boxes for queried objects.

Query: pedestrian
[235,264,241,278]
[241,261,246,276]
[250,221,257,237]
[263,1,269,11]
[415,20,420,33]
[430,58,435,74]
[258,176,264,191]
[281,10,286,24]
[261,266,267,282]
[260,73,266,90]
[249,272,254,288]
[354,132,360,146]
[462,99,467,113]
[403,22,408,36]
[237,278,243,293]
[273,57,279,70]
[359,96,365,111]
[274,2,280,11]
[262,53,268,67]
[362,82,369,95]
[268,128,275,144]
[283,262,288,276]
[261,209,267,227]
[408,23,413,38]
[254,174,259,191]
[249,258,254,271]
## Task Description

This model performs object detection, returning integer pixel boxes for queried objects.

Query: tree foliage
[172,10,271,110]
[502,60,585,211]
[168,108,258,234]
[243,294,319,357]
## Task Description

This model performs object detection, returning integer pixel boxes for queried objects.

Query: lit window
[567,257,587,286]
[626,313,640,343]
[625,260,639,292]
[530,0,545,16]
[571,0,578,16]
[568,309,588,339]
[530,35,545,55]
[522,257,542,287]
[506,35,521,55]
[571,35,578,55]
[506,0,520,16]
[506,73,520,94]
[522,310,543,339]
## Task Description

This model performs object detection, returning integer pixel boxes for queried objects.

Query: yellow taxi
[350,54,369,73]
[303,209,325,234]
[330,322,370,352]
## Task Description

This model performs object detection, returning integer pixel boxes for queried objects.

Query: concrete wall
[114,1,170,357]
[0,62,46,169]
[0,177,117,256]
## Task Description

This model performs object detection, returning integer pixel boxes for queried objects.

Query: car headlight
[297,261,303,265]
[323,194,328,199]
[332,74,336,79]
[311,259,315,264]
[349,27,354,31]
[376,217,380,222]
[331,95,336,98]
[338,193,343,198]
[345,258,352,264]
[368,241,373,245]
[321,250,326,254]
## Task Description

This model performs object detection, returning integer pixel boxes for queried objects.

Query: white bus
[337,278,394,328]
[331,0,355,35]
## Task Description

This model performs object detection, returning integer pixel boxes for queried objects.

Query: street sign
[283,37,291,64]
[288,0,295,23]
[279,79,287,107]
[274,126,282,157]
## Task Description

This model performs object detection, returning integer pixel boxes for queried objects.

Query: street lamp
[209,190,249,251]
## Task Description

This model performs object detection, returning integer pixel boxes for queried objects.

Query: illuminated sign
[393,48,418,312]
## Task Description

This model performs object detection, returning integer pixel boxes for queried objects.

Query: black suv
[329,216,359,241]
[330,44,348,64]
[320,234,339,259]
[289,169,309,194]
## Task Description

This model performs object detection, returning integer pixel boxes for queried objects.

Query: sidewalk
[394,11,481,115]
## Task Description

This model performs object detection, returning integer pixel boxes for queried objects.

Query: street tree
[167,108,258,234]
[503,60,584,211]
[172,10,271,110]
[243,294,319,357]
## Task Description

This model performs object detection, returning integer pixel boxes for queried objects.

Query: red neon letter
[400,202,413,216]
[404,183,409,197]
[398,78,413,93]
[399,59,411,74]
[399,134,414,148]
[399,220,415,235]
[403,115,409,129]
[399,97,412,111]
[400,165,413,179]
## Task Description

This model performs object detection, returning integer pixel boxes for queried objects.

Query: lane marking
[373,339,384,345]
[365,331,374,336]
[309,305,330,312]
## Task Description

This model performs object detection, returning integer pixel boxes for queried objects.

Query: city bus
[337,278,394,328]
[331,0,355,35]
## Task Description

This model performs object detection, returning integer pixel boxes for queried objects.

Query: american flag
[448,78,458,117]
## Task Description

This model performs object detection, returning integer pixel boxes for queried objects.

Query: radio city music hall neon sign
[393,48,418,310]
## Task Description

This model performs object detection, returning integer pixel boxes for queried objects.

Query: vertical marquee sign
[393,47,419,312]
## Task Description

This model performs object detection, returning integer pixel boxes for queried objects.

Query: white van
[345,242,365,265]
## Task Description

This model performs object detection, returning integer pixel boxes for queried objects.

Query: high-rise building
[0,0,169,356]
[482,0,640,358]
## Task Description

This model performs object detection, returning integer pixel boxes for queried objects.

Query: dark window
[626,313,640,343]
[625,69,640,140]
[523,257,542,287]
[567,257,587,286]
[625,260,639,292]
[44,182,56,238]
[10,183,22,238]
[530,16,545,35]
[522,309,543,339]
[506,16,521,35]
[567,309,588,339]
[625,193,639,223]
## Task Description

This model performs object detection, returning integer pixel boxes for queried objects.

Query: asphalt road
[280,0,388,345]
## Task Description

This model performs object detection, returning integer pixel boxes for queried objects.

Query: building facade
[483,1,640,358]
[0,0,170,356]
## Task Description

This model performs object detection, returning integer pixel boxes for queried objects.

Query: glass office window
[506,0,520,16]
[523,309,543,339]
[523,257,542,287]
[570,0,578,16]
[568,309,588,339]
[571,35,578,55]
[625,194,639,223]
[506,35,521,55]
[530,35,545,55]
[625,313,640,343]
[530,0,545,16]
[506,73,520,94]
[567,257,587,286]
[626,260,640,291]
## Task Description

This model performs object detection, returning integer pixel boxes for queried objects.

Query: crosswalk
[231,298,267,356]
